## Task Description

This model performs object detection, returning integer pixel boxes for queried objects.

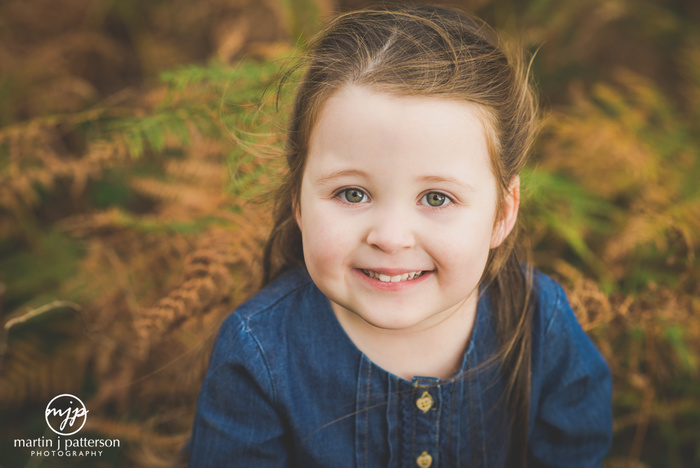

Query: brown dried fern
[0,335,91,407]
[133,209,268,357]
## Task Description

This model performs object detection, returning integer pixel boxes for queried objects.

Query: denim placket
[398,376,442,468]
[355,355,372,468]
[355,355,397,468]
[467,347,490,467]
[386,375,401,468]
[442,375,463,468]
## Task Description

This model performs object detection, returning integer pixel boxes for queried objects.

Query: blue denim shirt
[189,267,612,467]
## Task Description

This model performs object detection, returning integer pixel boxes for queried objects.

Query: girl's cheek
[303,213,349,265]
[429,224,491,267]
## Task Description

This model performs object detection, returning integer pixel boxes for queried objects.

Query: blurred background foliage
[0,0,698,466]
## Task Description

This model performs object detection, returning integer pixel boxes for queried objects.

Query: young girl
[188,5,612,467]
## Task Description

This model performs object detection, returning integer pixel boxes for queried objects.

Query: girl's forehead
[312,85,490,152]
[310,85,496,159]
[305,85,495,183]
[319,84,487,123]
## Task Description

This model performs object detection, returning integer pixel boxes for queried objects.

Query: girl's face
[296,85,517,334]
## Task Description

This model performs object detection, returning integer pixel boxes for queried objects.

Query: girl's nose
[365,207,416,253]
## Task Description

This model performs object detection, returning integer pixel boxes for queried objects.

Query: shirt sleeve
[528,276,613,468]
[188,312,290,467]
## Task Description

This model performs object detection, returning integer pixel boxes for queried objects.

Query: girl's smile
[295,84,518,378]
[359,268,427,283]
[354,267,432,291]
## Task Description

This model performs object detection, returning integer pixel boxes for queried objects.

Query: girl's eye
[422,192,451,207]
[339,188,369,203]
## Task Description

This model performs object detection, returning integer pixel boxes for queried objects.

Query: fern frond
[0,336,90,407]
[132,218,265,355]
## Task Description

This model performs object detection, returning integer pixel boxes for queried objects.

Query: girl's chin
[340,306,434,332]
[329,294,449,334]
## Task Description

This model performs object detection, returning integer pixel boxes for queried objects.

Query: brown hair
[262,4,537,465]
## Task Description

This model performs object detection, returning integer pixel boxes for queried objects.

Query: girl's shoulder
[479,269,587,361]
[527,268,611,385]
[527,268,610,403]
[213,266,339,361]
[530,269,578,338]
[206,267,357,404]
[232,267,317,321]
[217,267,323,338]
[526,270,613,463]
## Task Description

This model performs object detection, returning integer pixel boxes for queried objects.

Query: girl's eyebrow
[418,175,476,192]
[315,169,369,185]
[315,171,477,192]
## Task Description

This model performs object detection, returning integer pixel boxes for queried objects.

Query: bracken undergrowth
[0,0,698,467]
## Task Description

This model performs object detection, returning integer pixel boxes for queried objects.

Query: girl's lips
[353,268,432,291]
[361,269,425,282]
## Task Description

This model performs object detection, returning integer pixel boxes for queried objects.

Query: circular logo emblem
[45,394,89,436]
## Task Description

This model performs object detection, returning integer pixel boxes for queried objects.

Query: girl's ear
[490,175,520,248]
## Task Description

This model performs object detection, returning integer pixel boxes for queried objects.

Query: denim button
[416,391,434,413]
[416,451,433,468]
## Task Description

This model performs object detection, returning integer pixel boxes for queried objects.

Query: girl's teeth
[363,270,424,282]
